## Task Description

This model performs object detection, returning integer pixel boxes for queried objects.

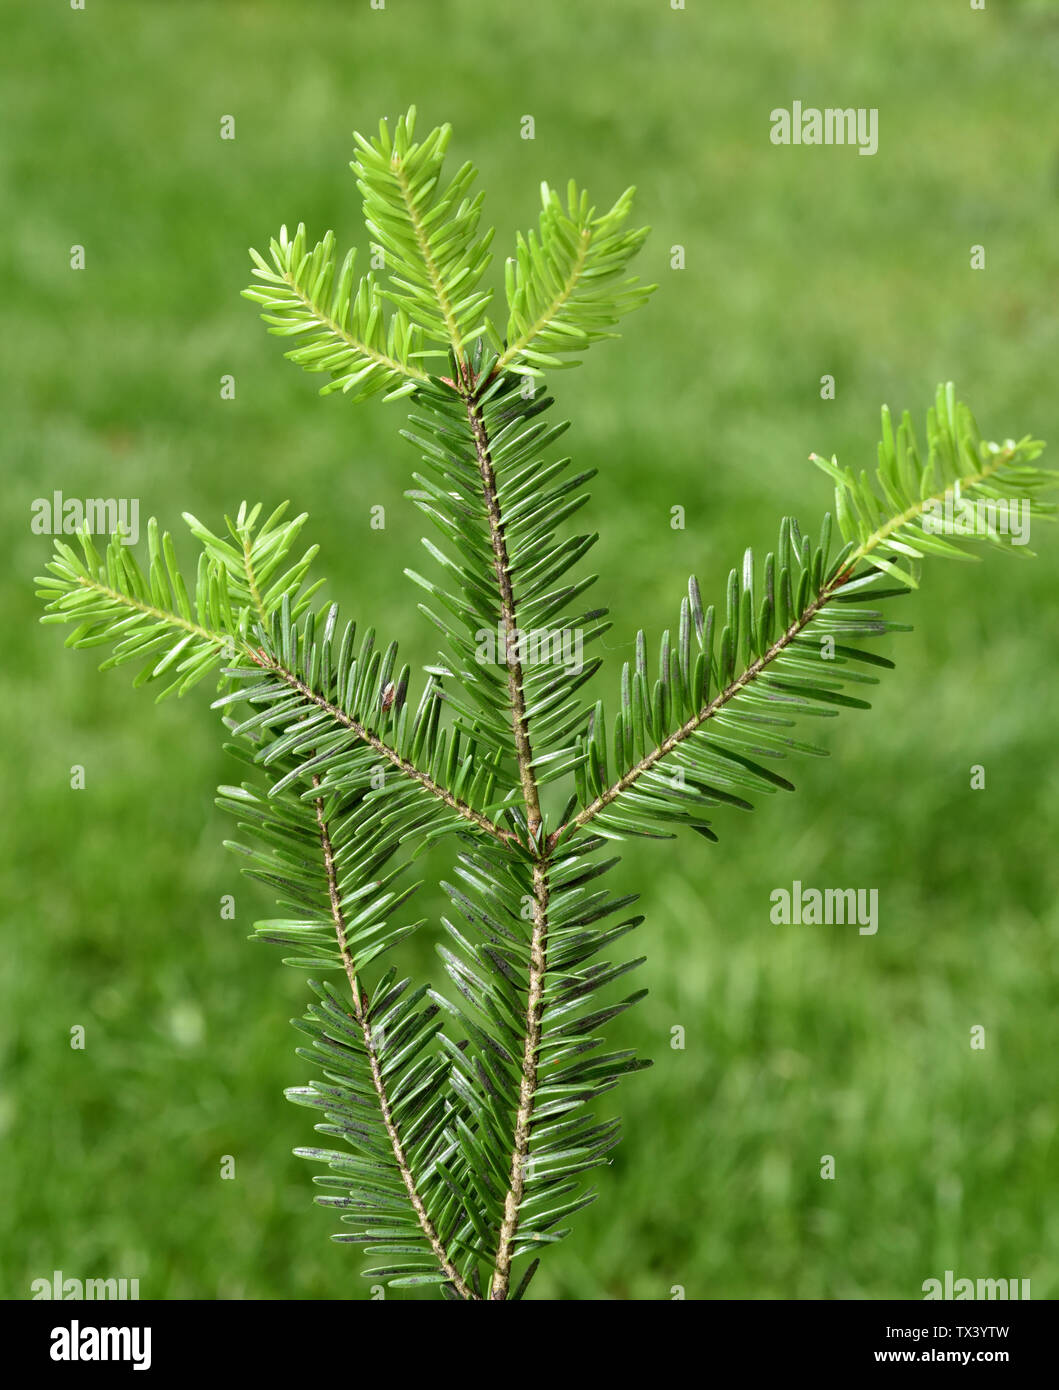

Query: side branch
[258,653,517,847]
[556,452,1021,848]
[74,575,234,652]
[311,779,475,1301]
[555,584,839,846]
[277,265,428,384]
[494,227,590,376]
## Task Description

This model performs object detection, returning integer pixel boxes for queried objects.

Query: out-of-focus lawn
[2,0,1057,1299]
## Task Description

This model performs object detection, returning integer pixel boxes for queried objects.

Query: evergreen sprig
[36,108,1055,1300]
[564,390,1050,845]
[244,224,427,402]
[494,180,654,377]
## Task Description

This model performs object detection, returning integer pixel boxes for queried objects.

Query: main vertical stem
[464,386,543,841]
[459,374,549,1297]
[490,857,550,1300]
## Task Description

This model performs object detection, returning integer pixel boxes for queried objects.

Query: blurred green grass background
[2,0,1057,1300]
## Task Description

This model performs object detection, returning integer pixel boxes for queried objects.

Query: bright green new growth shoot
[36,107,1055,1301]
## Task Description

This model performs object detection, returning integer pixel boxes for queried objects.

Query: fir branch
[559,397,1053,847]
[252,644,518,847]
[39,107,1057,1301]
[244,225,428,401]
[220,733,493,1295]
[311,776,474,1300]
[39,505,509,841]
[402,368,606,792]
[36,516,265,701]
[351,107,493,363]
[495,216,589,374]
[391,157,468,363]
[492,181,654,378]
[557,575,840,842]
